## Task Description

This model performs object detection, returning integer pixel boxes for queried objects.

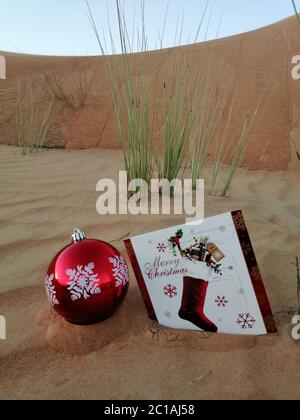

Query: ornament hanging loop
[72,228,86,243]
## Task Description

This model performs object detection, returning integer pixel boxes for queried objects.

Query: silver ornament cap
[72,228,87,243]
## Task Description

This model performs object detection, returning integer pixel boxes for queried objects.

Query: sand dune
[0,16,300,171]
[0,145,300,400]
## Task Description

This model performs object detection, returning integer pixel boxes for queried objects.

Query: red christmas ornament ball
[45,229,129,325]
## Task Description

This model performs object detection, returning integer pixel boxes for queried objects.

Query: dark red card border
[124,239,158,321]
[231,210,277,334]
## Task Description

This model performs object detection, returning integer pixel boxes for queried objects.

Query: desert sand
[0,144,300,400]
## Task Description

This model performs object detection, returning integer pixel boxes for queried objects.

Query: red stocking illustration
[178,276,218,333]
[168,233,224,333]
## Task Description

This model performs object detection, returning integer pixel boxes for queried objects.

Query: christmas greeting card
[125,211,277,335]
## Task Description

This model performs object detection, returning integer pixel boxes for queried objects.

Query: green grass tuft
[16,82,54,155]
[39,66,91,110]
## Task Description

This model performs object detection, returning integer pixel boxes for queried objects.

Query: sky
[0,0,298,56]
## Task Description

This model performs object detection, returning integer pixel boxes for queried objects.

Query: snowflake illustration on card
[164,284,178,298]
[236,313,256,329]
[109,256,129,288]
[45,274,59,306]
[66,262,101,301]
[157,243,167,253]
[164,311,172,320]
[215,296,228,308]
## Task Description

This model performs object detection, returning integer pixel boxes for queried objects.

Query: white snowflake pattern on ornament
[45,274,59,306]
[109,256,129,288]
[237,313,256,329]
[66,262,101,301]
